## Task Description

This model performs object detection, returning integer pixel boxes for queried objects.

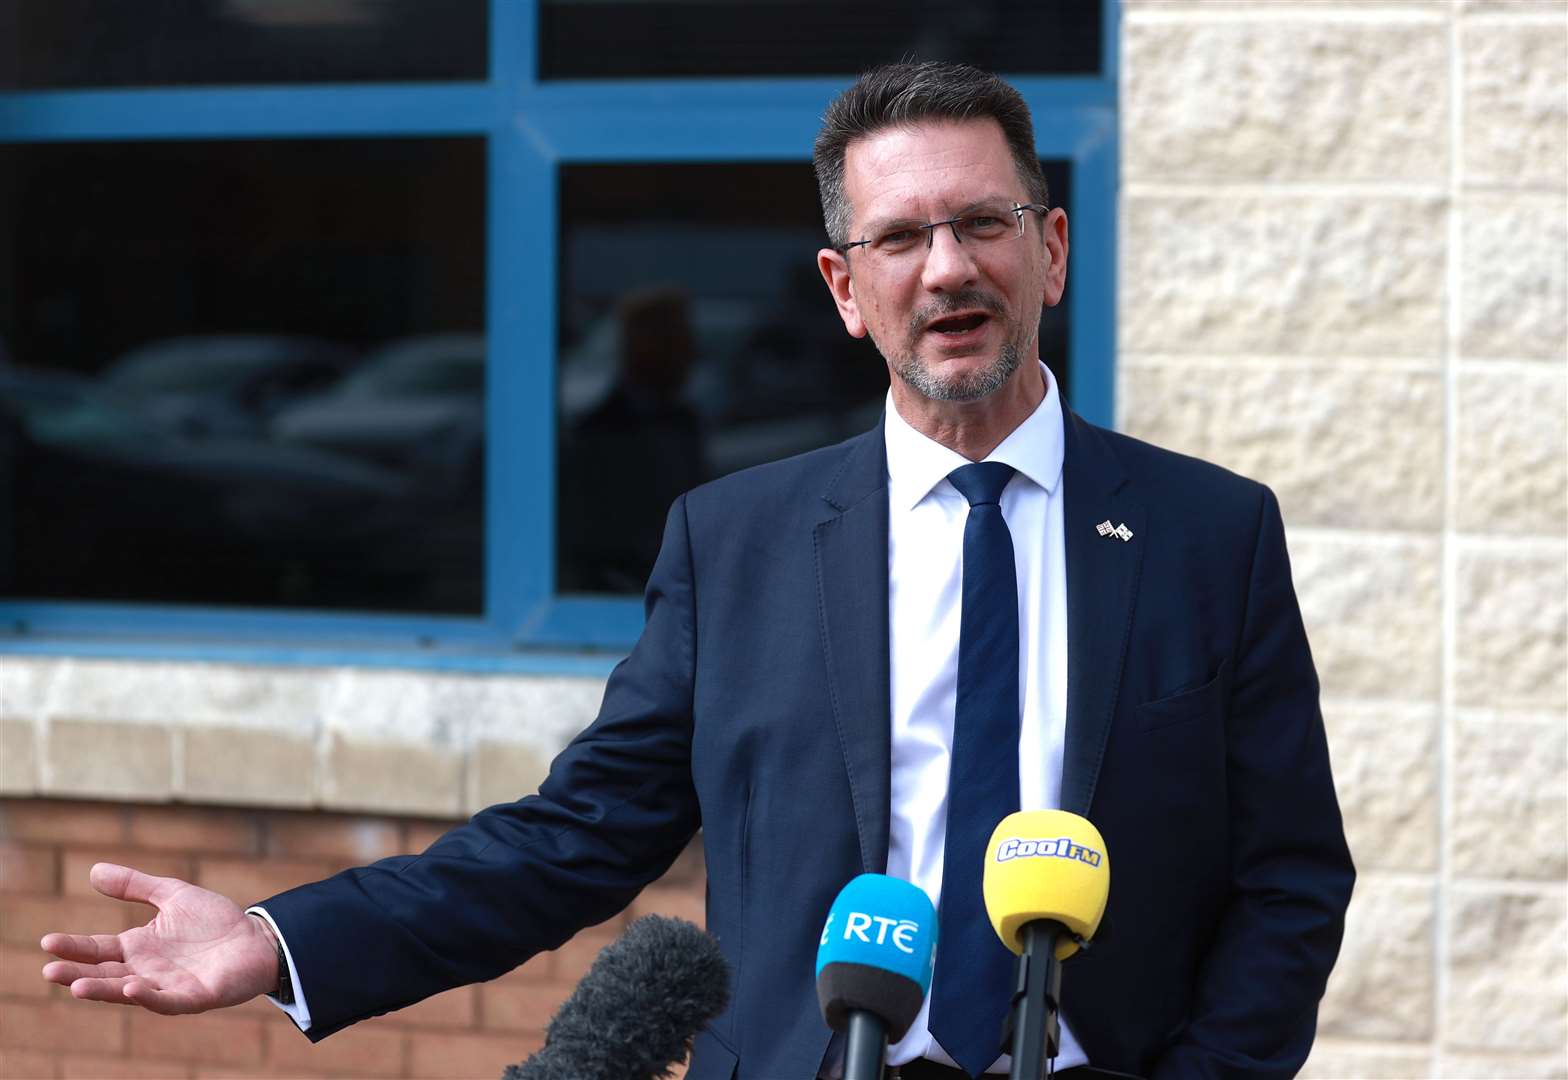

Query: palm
[41,863,277,1015]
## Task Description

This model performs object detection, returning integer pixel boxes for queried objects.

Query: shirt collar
[884,362,1065,512]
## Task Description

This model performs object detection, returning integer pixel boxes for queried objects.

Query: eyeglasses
[835,201,1048,262]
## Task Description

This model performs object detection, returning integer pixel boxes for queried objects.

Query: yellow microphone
[982,810,1110,1080]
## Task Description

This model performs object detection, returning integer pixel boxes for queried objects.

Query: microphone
[983,810,1110,1080]
[502,915,730,1080]
[815,873,939,1080]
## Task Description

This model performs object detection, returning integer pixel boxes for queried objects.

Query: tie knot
[947,461,1015,507]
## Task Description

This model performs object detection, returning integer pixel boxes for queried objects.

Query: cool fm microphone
[502,915,730,1080]
[983,810,1110,1080]
[815,873,939,1080]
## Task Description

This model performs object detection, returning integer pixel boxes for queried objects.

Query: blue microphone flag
[815,873,937,993]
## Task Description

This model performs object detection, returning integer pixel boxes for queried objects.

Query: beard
[875,287,1034,403]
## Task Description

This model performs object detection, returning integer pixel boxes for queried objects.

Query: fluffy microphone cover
[502,915,732,1080]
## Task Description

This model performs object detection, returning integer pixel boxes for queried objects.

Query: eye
[960,214,1011,238]
[874,228,921,251]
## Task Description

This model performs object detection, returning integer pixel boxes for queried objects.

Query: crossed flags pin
[1096,519,1134,542]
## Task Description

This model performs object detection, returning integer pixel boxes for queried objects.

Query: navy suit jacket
[264,399,1354,1079]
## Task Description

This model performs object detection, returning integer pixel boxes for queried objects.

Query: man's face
[817,119,1068,403]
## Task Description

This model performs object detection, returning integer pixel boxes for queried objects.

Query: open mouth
[926,313,989,335]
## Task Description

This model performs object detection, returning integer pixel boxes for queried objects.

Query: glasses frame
[835,201,1049,256]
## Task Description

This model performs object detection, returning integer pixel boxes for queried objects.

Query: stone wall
[1121,1,1567,1077]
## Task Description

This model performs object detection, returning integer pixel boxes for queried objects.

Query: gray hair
[813,61,1050,248]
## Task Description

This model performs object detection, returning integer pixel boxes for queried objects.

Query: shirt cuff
[245,906,313,1032]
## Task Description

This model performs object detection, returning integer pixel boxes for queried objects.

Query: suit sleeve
[1153,487,1356,1080]
[259,495,703,1041]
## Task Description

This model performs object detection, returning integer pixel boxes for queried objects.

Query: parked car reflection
[0,365,412,607]
[102,334,359,439]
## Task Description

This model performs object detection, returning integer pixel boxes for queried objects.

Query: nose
[919,222,980,294]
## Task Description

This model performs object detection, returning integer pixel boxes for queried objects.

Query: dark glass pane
[541,0,1100,80]
[0,138,486,614]
[555,160,1070,596]
[0,0,486,89]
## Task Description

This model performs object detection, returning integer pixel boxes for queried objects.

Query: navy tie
[929,461,1022,1078]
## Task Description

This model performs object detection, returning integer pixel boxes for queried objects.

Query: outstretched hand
[40,863,279,1016]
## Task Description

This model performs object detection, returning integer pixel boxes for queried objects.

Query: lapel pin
[1096,520,1134,542]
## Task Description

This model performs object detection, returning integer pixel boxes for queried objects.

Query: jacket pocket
[1136,658,1229,733]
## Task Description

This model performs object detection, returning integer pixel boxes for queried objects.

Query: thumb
[90,863,180,908]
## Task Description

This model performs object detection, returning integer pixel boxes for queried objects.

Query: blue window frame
[0,0,1119,672]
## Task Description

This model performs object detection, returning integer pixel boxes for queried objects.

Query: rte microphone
[502,915,730,1080]
[983,810,1110,1080]
[815,873,939,1080]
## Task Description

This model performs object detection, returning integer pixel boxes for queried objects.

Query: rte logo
[820,911,922,953]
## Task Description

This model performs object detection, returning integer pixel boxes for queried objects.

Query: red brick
[477,980,566,1035]
[126,1012,262,1067]
[394,984,476,1030]
[192,858,337,906]
[401,819,463,856]
[654,837,706,886]
[0,1047,57,1079]
[193,1065,308,1080]
[509,951,554,983]
[61,850,193,899]
[126,809,260,857]
[627,883,706,928]
[60,1055,192,1079]
[1,943,54,998]
[264,1021,403,1077]
[548,921,625,983]
[0,999,126,1055]
[407,1030,538,1079]
[0,847,58,896]
[264,815,403,864]
[2,895,140,946]
[0,802,127,848]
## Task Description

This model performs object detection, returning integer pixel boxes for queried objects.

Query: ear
[1041,208,1070,308]
[817,247,867,338]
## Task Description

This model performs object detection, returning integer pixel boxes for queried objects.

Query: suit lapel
[813,424,892,875]
[1060,402,1144,817]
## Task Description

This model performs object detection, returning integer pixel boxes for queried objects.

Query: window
[0,0,1119,664]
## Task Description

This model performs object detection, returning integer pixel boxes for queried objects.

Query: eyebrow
[857,196,1015,238]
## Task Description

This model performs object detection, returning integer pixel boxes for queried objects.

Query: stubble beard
[876,288,1035,403]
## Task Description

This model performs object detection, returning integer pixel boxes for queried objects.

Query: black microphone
[501,915,730,1080]
[815,874,939,1080]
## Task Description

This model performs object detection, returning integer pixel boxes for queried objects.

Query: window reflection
[554,161,1070,596]
[0,139,485,613]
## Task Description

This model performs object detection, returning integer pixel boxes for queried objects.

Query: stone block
[1445,887,1567,1053]
[0,717,37,794]
[1300,1042,1434,1079]
[1317,875,1435,1040]
[1125,19,1447,182]
[1291,534,1442,701]
[468,740,552,814]
[1323,703,1439,872]
[181,726,315,808]
[44,720,172,801]
[1454,546,1568,708]
[1461,195,1568,360]
[1455,367,1568,536]
[1120,362,1444,530]
[1438,1052,1568,1078]
[1461,0,1568,11]
[1122,196,1447,358]
[323,734,464,818]
[0,659,57,718]
[1462,19,1568,188]
[39,659,323,732]
[1450,712,1568,881]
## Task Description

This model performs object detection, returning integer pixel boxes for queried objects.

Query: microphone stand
[843,1011,889,1080]
[1005,921,1064,1080]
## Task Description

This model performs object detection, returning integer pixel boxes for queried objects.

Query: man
[42,63,1354,1079]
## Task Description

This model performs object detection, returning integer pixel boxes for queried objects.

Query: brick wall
[0,798,708,1080]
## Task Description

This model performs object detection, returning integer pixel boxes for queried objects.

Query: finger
[121,979,202,1016]
[40,932,125,965]
[67,976,147,1006]
[89,863,180,908]
[43,959,132,986]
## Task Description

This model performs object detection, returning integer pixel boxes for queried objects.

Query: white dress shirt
[881,364,1086,1074]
